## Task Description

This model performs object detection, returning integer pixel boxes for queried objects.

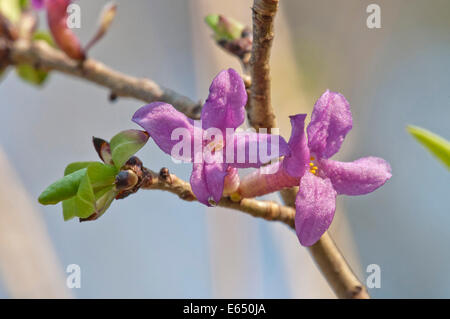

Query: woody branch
[245,0,370,299]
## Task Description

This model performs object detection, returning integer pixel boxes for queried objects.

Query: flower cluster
[132,69,392,246]
[132,68,289,206]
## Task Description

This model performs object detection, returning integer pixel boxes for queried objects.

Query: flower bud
[115,169,139,191]
[46,0,85,60]
[205,14,244,41]
[84,2,117,52]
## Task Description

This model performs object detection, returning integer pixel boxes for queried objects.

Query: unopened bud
[115,170,139,191]
[46,0,85,60]
[18,10,37,40]
[125,156,143,168]
[205,14,244,41]
[84,2,117,53]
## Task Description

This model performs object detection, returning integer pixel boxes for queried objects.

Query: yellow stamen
[230,192,242,202]
[310,156,315,161]
[206,140,224,153]
[309,162,314,167]
[310,169,316,175]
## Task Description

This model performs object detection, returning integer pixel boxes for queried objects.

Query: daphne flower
[32,0,85,60]
[132,68,289,206]
[290,91,392,245]
[239,90,391,246]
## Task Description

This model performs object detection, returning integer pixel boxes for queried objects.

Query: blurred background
[0,0,449,298]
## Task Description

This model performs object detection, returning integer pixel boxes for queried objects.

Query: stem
[248,0,278,131]
[141,167,295,228]
[280,188,370,299]
[8,39,202,119]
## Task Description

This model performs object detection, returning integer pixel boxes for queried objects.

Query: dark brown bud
[115,170,139,191]
[125,156,143,168]
[159,167,172,183]
[109,92,118,102]
[241,27,252,39]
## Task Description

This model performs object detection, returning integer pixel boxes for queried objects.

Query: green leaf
[0,0,21,23]
[205,14,221,34]
[65,161,117,190]
[62,183,116,221]
[40,161,118,207]
[16,63,49,85]
[73,172,96,218]
[64,161,98,176]
[86,162,118,191]
[407,125,450,169]
[94,187,116,218]
[38,168,87,205]
[33,31,55,47]
[110,129,149,169]
[19,0,28,10]
[62,197,77,221]
[15,32,55,86]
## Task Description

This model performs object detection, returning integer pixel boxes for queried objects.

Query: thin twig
[8,39,202,119]
[248,0,278,131]
[141,167,295,228]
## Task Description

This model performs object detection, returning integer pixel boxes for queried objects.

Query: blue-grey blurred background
[0,0,449,298]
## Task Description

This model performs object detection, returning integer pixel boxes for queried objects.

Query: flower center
[309,156,319,175]
[205,139,225,153]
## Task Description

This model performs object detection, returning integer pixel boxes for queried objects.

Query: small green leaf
[94,187,116,218]
[62,182,116,221]
[38,168,87,205]
[205,14,220,34]
[15,32,55,86]
[64,161,98,176]
[407,125,450,169]
[86,162,118,191]
[73,172,96,218]
[40,161,118,207]
[65,161,117,190]
[110,129,149,169]
[19,0,29,10]
[62,197,77,221]
[16,63,49,85]
[0,0,22,23]
[33,31,55,47]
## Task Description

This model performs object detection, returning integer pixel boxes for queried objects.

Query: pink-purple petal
[230,132,290,168]
[283,114,310,178]
[318,156,392,196]
[132,102,194,161]
[190,162,228,206]
[32,0,45,9]
[46,0,85,60]
[307,90,353,159]
[201,68,247,133]
[295,171,337,246]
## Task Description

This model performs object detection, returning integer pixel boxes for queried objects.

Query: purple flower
[283,90,391,246]
[31,0,45,9]
[132,69,289,206]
